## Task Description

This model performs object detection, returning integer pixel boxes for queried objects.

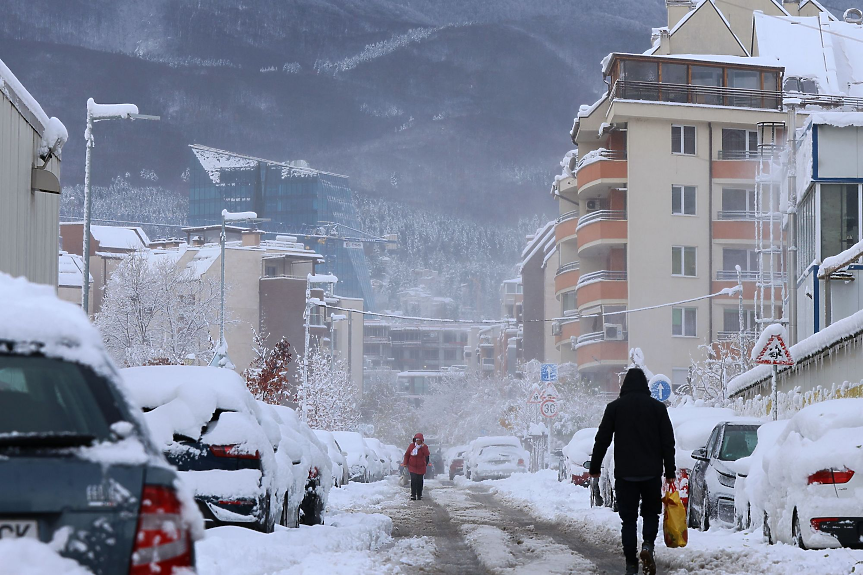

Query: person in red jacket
[403,433,430,500]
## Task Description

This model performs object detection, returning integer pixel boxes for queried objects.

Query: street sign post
[753,325,795,421]
[540,399,558,418]
[527,385,543,404]
[648,374,672,402]
[540,363,558,382]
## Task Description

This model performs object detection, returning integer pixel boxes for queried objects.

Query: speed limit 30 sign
[540,399,558,418]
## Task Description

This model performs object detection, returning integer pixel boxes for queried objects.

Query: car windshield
[0,355,119,443]
[479,446,520,459]
[718,427,759,461]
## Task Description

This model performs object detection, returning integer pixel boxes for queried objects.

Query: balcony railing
[576,270,627,288]
[557,209,580,223]
[576,209,627,230]
[611,80,782,110]
[716,270,787,283]
[575,328,628,349]
[717,150,760,160]
[717,210,782,221]
[556,261,580,276]
[575,149,626,170]
[716,330,757,342]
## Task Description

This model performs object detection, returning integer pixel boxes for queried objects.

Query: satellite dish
[844,8,863,24]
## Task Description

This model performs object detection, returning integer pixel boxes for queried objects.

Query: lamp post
[209,209,257,368]
[81,99,159,314]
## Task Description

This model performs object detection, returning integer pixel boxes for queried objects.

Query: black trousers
[410,472,424,498]
[615,477,662,564]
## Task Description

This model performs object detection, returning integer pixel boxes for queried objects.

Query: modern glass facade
[188,145,374,308]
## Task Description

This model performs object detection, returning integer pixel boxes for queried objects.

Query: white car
[562,427,598,486]
[384,444,403,474]
[332,431,375,482]
[759,399,863,549]
[314,430,350,487]
[364,437,391,480]
[464,436,527,481]
[733,420,787,530]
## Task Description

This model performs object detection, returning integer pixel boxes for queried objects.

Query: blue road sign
[650,379,672,402]
[540,363,558,382]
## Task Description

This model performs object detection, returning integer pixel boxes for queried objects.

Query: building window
[672,246,697,277]
[820,184,859,261]
[672,307,697,337]
[721,129,758,158]
[721,188,756,218]
[265,265,277,277]
[722,248,758,273]
[723,308,756,333]
[443,349,457,361]
[672,125,696,155]
[561,291,577,315]
[671,367,689,392]
[672,185,696,215]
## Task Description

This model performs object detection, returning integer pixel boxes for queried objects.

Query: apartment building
[551,0,845,393]
[520,221,559,363]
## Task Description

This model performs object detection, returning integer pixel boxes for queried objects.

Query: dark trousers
[410,472,424,498]
[615,477,662,564]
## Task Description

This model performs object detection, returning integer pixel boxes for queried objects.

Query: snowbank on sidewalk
[0,538,94,575]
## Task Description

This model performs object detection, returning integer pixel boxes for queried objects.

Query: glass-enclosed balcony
[606,55,783,110]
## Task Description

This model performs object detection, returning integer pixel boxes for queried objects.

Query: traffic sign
[648,375,672,402]
[527,384,543,404]
[754,328,794,366]
[542,383,560,399]
[540,399,558,418]
[540,363,558,382]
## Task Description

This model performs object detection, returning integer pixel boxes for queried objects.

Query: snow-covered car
[332,431,375,482]
[688,419,762,530]
[464,436,527,481]
[384,444,403,475]
[0,274,202,574]
[733,420,787,530]
[314,430,351,487]
[121,365,290,532]
[562,427,598,486]
[267,405,332,526]
[364,437,391,481]
[446,445,469,480]
[760,399,863,549]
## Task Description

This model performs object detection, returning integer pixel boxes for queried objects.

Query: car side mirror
[692,448,708,462]
[342,451,348,457]
[292,459,303,465]
[583,460,592,469]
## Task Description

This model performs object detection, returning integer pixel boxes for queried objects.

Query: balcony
[553,316,580,348]
[575,270,627,309]
[716,330,757,342]
[574,330,629,373]
[610,80,782,111]
[716,270,786,285]
[576,210,627,257]
[554,261,580,296]
[575,150,627,197]
[555,209,579,244]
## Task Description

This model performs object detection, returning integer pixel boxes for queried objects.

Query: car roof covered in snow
[469,436,522,451]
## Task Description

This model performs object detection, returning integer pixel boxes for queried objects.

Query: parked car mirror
[583,460,592,469]
[292,459,303,465]
[692,447,708,461]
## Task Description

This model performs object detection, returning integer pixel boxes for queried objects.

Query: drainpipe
[786,104,799,343]
[708,122,714,344]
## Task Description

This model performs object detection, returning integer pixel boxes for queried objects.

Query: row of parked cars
[445,436,529,482]
[560,401,863,550]
[0,274,398,575]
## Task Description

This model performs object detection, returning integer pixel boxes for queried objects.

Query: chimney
[242,230,262,247]
[667,0,693,30]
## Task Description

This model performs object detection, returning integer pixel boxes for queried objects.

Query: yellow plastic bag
[662,484,688,548]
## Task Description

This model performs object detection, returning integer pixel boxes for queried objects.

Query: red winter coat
[403,434,430,475]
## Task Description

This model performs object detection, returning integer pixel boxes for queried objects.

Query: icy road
[196,470,863,574]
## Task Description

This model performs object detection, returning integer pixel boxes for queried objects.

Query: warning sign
[527,385,543,404]
[754,329,794,366]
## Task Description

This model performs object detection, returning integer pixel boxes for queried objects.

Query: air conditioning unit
[551,322,562,336]
[604,323,625,340]
[585,199,600,212]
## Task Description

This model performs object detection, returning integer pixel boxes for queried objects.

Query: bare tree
[681,334,756,401]
[296,347,360,431]
[96,251,219,367]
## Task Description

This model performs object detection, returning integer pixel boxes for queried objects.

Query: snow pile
[0,537,94,575]
[819,237,863,277]
[87,98,138,120]
[758,399,863,547]
[561,427,597,476]
[0,56,67,156]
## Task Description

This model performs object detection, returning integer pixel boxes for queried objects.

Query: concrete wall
[522,252,547,362]
[0,89,60,287]
[260,276,308,358]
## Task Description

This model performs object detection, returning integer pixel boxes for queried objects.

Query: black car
[0,282,199,575]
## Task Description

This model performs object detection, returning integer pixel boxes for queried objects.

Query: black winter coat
[589,370,676,480]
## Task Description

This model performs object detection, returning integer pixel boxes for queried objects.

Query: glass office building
[188,145,374,308]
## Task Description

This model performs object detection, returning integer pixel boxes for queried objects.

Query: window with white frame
[672,307,697,337]
[672,246,697,276]
[561,291,577,315]
[721,128,758,158]
[672,125,696,155]
[672,185,696,215]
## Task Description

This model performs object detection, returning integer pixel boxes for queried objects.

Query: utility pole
[81,99,159,314]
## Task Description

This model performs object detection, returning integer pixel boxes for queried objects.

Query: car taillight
[517,459,525,466]
[210,444,260,459]
[309,466,319,479]
[130,485,192,575]
[808,468,855,485]
[810,517,839,531]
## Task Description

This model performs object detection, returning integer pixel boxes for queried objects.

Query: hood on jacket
[619,368,649,397]
[413,433,424,441]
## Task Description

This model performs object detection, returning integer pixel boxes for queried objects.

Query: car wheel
[449,473,455,481]
[792,510,806,549]
[280,494,289,528]
[700,492,711,532]
[763,512,773,545]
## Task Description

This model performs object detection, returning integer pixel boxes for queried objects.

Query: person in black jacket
[589,368,675,575]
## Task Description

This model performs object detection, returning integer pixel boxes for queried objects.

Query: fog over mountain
[1,0,673,222]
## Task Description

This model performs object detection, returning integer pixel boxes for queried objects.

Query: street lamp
[209,209,258,369]
[81,99,159,314]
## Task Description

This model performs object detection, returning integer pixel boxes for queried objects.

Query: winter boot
[624,561,639,575]
[639,543,656,575]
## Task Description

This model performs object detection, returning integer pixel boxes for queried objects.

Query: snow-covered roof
[89,225,150,251]
[0,56,67,156]
[806,111,863,128]
[519,221,556,273]
[185,245,222,278]
[190,145,347,185]
[58,251,91,288]
[729,308,863,396]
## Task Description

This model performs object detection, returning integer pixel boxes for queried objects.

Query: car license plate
[0,519,38,540]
